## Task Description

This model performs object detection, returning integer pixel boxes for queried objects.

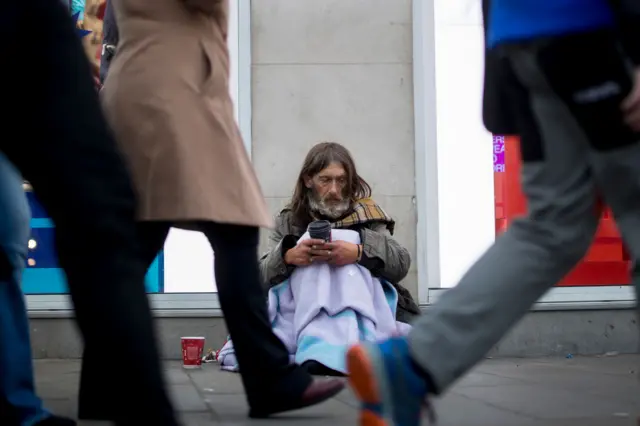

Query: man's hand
[622,67,640,131]
[323,241,361,267]
[284,239,328,266]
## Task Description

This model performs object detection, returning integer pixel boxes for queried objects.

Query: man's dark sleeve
[100,0,119,83]
[481,0,521,135]
[610,0,640,65]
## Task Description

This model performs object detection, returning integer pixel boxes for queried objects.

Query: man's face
[305,162,351,219]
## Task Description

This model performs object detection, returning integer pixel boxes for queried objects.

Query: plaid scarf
[331,198,395,235]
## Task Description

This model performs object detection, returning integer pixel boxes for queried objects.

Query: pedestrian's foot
[35,415,77,426]
[347,337,431,426]
[249,378,345,418]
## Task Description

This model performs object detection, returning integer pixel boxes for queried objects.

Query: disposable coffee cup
[308,220,332,242]
[181,337,205,369]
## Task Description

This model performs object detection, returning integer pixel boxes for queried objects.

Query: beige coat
[100,0,272,228]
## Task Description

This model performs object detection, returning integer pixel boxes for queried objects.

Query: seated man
[260,141,419,324]
[216,142,420,376]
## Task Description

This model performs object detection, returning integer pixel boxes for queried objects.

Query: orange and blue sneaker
[346,337,433,426]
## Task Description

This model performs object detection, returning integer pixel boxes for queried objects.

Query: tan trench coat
[100,0,272,228]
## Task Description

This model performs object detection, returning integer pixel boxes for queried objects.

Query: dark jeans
[0,0,177,423]
[0,156,50,425]
[138,222,312,411]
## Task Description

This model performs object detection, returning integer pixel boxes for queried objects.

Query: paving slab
[33,355,640,425]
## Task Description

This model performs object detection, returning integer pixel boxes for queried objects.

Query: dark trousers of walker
[137,222,312,413]
[0,0,178,423]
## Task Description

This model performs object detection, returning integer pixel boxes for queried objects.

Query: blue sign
[22,190,164,294]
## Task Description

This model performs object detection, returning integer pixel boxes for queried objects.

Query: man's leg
[407,47,602,391]
[200,222,343,417]
[0,1,177,423]
[346,32,621,425]
[78,221,171,420]
[201,222,310,407]
[505,31,640,350]
[0,155,50,425]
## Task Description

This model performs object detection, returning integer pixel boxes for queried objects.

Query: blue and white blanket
[217,229,411,374]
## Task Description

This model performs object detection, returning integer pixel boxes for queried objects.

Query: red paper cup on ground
[181,337,205,369]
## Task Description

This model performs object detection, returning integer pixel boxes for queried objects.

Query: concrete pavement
[35,355,640,425]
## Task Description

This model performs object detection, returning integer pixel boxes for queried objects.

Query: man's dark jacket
[481,0,521,135]
[481,0,640,135]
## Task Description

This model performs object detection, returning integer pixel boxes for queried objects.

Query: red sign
[493,136,630,286]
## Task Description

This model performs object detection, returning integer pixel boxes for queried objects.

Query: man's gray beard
[308,193,351,220]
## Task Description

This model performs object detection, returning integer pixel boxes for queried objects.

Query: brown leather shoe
[249,378,346,418]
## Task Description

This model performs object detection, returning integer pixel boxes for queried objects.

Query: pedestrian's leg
[77,221,170,420]
[0,0,177,423]
[406,99,599,387]
[136,222,173,267]
[0,154,50,425]
[503,29,640,347]
[200,223,309,405]
[574,68,640,326]
[593,144,640,322]
[633,263,640,309]
[200,222,343,417]
[346,35,606,425]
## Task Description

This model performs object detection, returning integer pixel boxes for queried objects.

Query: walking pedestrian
[100,0,345,418]
[346,0,640,424]
[0,154,75,426]
[0,1,179,424]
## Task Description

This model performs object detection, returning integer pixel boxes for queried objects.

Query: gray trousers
[409,30,640,392]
